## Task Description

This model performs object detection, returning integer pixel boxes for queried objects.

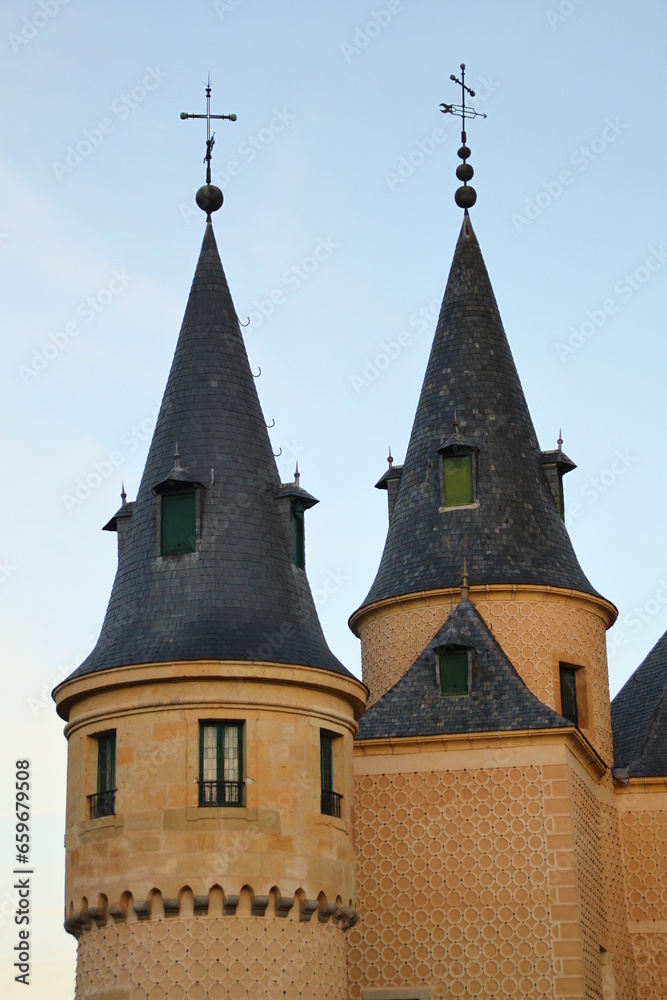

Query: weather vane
[180,75,237,217]
[440,63,486,210]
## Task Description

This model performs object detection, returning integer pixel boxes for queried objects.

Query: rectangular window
[89,732,116,818]
[199,723,244,806]
[442,454,473,507]
[559,664,578,725]
[438,649,470,696]
[161,491,196,555]
[320,731,342,818]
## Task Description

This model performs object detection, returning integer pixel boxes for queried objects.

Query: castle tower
[347,75,636,998]
[53,112,366,997]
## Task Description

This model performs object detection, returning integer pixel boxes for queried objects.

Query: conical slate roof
[359,213,598,611]
[69,221,349,680]
[611,629,667,777]
[357,598,571,739]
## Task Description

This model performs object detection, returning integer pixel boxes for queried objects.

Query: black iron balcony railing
[87,789,116,819]
[321,789,343,818]
[198,780,244,807]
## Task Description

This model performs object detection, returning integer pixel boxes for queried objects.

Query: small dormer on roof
[102,484,135,560]
[152,442,206,495]
[540,431,577,521]
[357,597,572,740]
[374,450,403,524]
[276,464,318,571]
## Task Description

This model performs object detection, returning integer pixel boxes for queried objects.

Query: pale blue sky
[1,1,665,994]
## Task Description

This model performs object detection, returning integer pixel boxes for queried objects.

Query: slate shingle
[357,213,600,612]
[611,629,667,777]
[68,221,349,681]
[357,598,572,739]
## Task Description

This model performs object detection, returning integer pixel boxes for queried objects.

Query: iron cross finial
[440,63,487,140]
[181,76,237,217]
[440,63,487,212]
[180,75,237,185]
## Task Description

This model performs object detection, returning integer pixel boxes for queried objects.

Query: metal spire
[180,75,237,217]
[440,63,486,210]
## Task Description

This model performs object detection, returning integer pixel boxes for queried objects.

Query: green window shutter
[97,733,116,793]
[291,501,305,568]
[439,650,470,696]
[320,733,333,792]
[443,454,473,507]
[559,665,578,725]
[161,492,196,555]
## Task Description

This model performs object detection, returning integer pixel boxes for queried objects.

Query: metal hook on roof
[252,366,261,378]
[273,447,282,458]
[266,418,276,429]
[239,316,250,327]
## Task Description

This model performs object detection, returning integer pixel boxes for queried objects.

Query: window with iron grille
[88,732,116,819]
[320,731,342,818]
[198,723,244,806]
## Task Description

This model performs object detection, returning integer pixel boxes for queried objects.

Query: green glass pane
[161,492,196,555]
[439,651,469,695]
[443,455,473,507]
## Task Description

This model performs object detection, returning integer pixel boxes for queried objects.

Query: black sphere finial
[440,64,487,211]
[180,75,237,216]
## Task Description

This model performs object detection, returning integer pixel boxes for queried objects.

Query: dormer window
[438,417,478,511]
[161,491,196,555]
[437,646,472,696]
[153,446,205,557]
[276,466,319,572]
[442,454,474,507]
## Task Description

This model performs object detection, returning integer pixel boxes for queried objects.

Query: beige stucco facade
[54,660,366,998]
[55,588,667,997]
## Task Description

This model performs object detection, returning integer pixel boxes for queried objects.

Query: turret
[54,83,366,999]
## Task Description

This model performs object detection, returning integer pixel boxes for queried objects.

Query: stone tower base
[75,916,348,999]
